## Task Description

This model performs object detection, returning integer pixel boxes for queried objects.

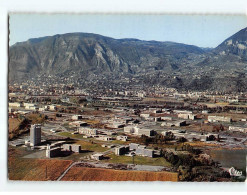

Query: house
[78,127,98,135]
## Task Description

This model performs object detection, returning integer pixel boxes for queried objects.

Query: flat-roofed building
[116,135,128,141]
[161,120,186,127]
[30,124,41,146]
[46,145,61,158]
[69,121,88,128]
[208,116,232,123]
[229,126,247,133]
[9,102,21,107]
[115,145,129,155]
[72,115,83,120]
[91,153,104,160]
[78,127,98,135]
[178,113,197,120]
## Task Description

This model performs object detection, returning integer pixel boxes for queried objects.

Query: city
[8,80,247,181]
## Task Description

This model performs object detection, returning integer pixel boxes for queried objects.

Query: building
[137,128,155,136]
[160,116,173,121]
[72,115,83,120]
[46,145,61,158]
[30,124,41,146]
[124,125,139,134]
[9,102,21,107]
[229,126,247,133]
[62,144,81,152]
[69,121,88,128]
[78,127,98,135]
[161,120,186,127]
[116,135,128,141]
[106,122,125,129]
[129,143,154,158]
[140,113,150,119]
[115,145,129,155]
[129,143,140,150]
[178,113,197,120]
[124,125,155,137]
[91,153,104,160]
[208,116,232,123]
[96,136,113,141]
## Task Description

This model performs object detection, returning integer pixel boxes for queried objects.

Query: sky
[9,14,247,48]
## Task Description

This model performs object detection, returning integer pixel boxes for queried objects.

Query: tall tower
[30,124,41,146]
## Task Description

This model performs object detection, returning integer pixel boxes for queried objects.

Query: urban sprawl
[8,79,247,181]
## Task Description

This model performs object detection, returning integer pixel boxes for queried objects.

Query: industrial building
[161,120,186,127]
[162,130,218,142]
[72,115,83,120]
[69,121,88,127]
[229,125,247,133]
[115,145,130,155]
[208,116,232,123]
[116,135,128,141]
[178,113,197,120]
[124,125,155,137]
[91,153,104,160]
[30,124,41,146]
[46,145,61,158]
[9,102,21,107]
[129,143,154,158]
[79,127,98,135]
[62,144,81,153]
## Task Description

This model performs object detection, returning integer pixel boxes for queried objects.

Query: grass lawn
[110,140,128,145]
[57,132,87,139]
[102,154,172,167]
[75,140,109,153]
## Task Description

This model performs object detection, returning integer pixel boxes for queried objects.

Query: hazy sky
[9,14,247,47]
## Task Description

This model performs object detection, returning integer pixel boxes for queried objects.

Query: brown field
[8,147,73,181]
[61,167,178,181]
[8,118,22,133]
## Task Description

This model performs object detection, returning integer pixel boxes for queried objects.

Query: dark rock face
[8,27,247,92]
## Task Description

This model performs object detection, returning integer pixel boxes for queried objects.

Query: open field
[57,132,86,139]
[9,118,22,133]
[75,140,109,152]
[61,167,178,181]
[8,147,73,181]
[102,154,172,167]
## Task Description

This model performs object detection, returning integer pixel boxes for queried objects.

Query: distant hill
[9,28,247,92]
[9,33,204,82]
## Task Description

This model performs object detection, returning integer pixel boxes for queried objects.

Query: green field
[103,154,172,167]
[57,132,87,140]
[75,140,109,152]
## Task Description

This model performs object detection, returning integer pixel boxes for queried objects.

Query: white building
[208,116,232,123]
[78,127,98,135]
[9,102,21,107]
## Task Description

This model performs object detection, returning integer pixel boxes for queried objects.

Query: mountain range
[9,27,247,92]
